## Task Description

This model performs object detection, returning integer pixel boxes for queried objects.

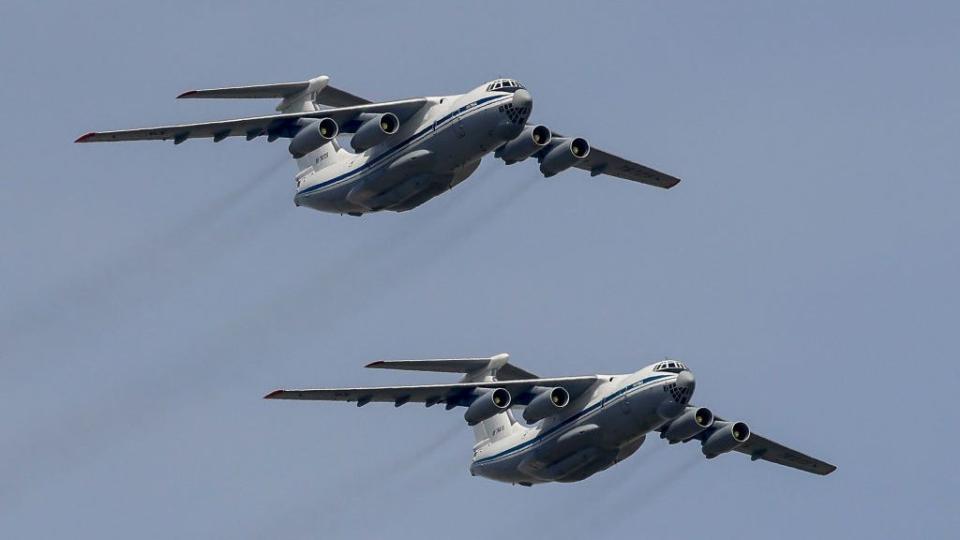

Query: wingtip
[365,361,385,369]
[74,132,97,143]
[176,90,198,99]
[263,389,284,399]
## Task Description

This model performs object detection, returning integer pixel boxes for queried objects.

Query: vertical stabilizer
[276,76,327,113]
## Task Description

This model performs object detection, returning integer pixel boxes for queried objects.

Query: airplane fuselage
[293,83,531,214]
[470,367,688,485]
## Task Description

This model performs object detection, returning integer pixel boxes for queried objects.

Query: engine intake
[522,387,570,423]
[464,388,512,426]
[288,117,339,158]
[661,406,714,444]
[539,137,590,177]
[351,113,400,152]
[701,421,751,458]
[497,124,552,164]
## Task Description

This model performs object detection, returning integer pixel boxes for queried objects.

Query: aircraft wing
[685,415,836,475]
[177,81,370,107]
[264,376,600,407]
[535,130,681,189]
[572,147,681,189]
[74,98,426,144]
[731,432,837,475]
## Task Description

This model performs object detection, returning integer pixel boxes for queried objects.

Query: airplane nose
[512,88,532,110]
[675,370,695,393]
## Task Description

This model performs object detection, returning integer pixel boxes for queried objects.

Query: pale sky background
[2,1,958,538]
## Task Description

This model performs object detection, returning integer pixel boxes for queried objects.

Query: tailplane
[366,353,539,382]
[177,75,370,113]
[178,75,372,173]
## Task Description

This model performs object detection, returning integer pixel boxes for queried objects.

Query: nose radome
[675,370,695,392]
[512,88,532,109]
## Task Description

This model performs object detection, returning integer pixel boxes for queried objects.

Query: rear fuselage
[470,368,688,485]
[294,83,531,214]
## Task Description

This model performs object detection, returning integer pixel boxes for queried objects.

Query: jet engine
[351,113,400,152]
[464,388,512,425]
[522,387,570,423]
[497,124,552,164]
[701,421,751,458]
[288,118,339,158]
[661,406,714,444]
[539,137,590,177]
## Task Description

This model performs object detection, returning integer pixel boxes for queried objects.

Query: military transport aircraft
[265,354,835,485]
[76,75,681,215]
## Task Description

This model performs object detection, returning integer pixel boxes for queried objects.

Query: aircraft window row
[654,360,687,373]
[487,79,525,92]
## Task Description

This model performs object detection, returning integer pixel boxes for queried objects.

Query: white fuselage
[293,83,531,215]
[470,367,687,485]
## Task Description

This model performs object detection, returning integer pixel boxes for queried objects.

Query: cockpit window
[654,360,688,373]
[486,79,526,92]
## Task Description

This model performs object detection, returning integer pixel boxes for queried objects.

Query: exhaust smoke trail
[154,154,290,246]
[598,439,668,493]
[438,174,538,244]
[324,171,539,300]
[252,421,465,538]
[1,155,289,359]
[585,453,704,535]
[0,166,503,504]
[2,165,536,513]
[357,421,463,484]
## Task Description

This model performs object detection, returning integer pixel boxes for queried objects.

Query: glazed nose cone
[512,88,532,110]
[675,370,695,394]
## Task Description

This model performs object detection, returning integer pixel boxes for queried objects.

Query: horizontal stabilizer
[177,81,311,100]
[366,353,539,381]
[177,75,370,108]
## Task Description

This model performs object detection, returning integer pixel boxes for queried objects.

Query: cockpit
[653,360,688,373]
[486,79,526,92]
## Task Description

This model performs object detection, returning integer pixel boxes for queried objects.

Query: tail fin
[176,75,370,113]
[366,353,539,382]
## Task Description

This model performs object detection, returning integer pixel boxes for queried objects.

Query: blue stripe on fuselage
[296,94,510,197]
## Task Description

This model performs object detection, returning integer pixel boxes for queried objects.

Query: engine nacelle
[464,388,512,426]
[701,421,751,458]
[661,407,714,444]
[288,117,339,158]
[539,137,590,177]
[351,113,400,152]
[522,387,570,423]
[497,124,552,164]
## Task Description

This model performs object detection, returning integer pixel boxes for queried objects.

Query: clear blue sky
[2,1,958,537]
